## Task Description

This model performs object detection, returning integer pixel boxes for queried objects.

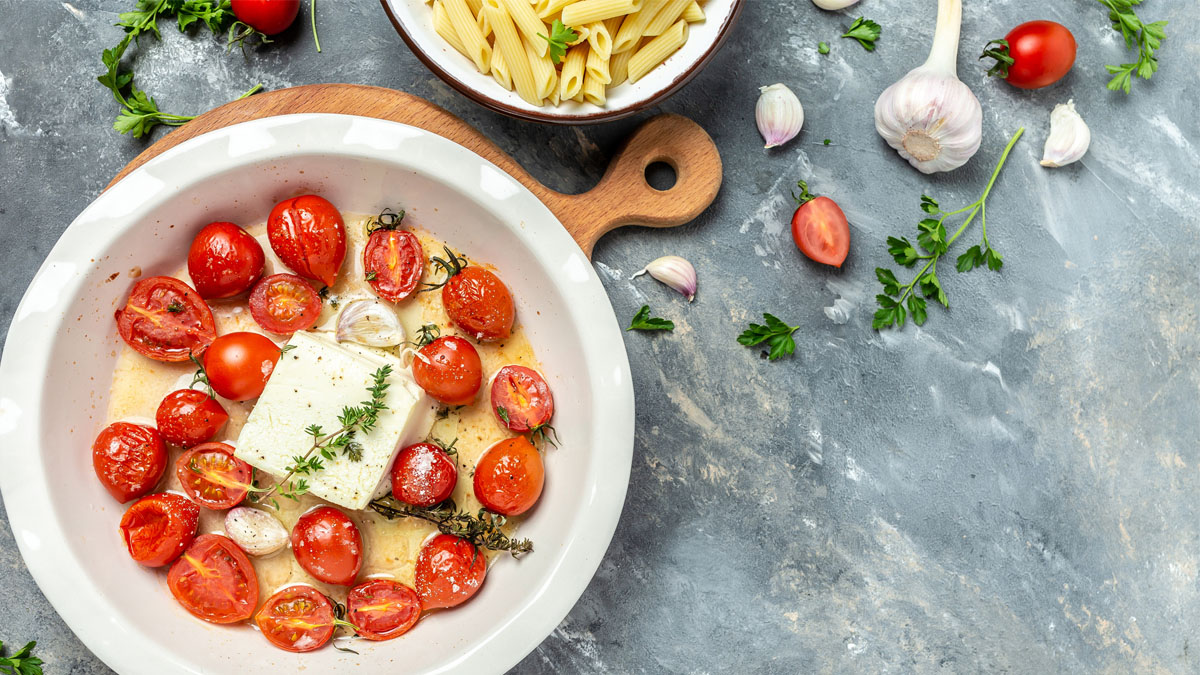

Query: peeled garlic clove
[1040,100,1090,168]
[756,84,804,149]
[335,299,406,347]
[224,507,289,556]
[632,255,697,301]
[812,0,860,9]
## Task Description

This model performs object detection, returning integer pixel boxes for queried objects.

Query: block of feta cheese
[234,330,436,510]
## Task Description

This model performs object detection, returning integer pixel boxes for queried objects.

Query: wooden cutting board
[107,84,723,258]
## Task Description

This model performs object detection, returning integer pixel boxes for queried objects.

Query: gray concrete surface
[2,0,1199,672]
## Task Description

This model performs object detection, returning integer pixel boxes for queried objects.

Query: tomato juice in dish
[101,201,553,651]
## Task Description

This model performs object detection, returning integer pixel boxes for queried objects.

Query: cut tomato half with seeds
[115,276,217,362]
[364,228,424,302]
[168,534,259,624]
[256,585,337,652]
[175,442,253,510]
[249,273,322,335]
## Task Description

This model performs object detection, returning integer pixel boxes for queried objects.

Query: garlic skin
[335,299,406,347]
[1040,100,1090,168]
[811,0,860,9]
[874,0,982,174]
[632,255,697,301]
[224,507,289,556]
[756,84,804,149]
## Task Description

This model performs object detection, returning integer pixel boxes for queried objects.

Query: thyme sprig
[419,246,468,292]
[368,496,533,557]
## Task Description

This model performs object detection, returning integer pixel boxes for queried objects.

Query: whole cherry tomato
[791,181,850,268]
[415,534,486,610]
[267,195,346,287]
[490,365,554,434]
[412,336,483,406]
[442,266,515,342]
[346,579,421,641]
[115,276,216,362]
[156,389,228,448]
[92,422,167,503]
[175,442,253,510]
[186,222,265,299]
[256,585,337,652]
[119,492,200,567]
[391,442,457,507]
[203,332,280,401]
[248,273,321,335]
[291,506,363,586]
[473,437,544,516]
[168,534,259,624]
[981,21,1076,90]
[231,0,300,35]
[364,225,424,302]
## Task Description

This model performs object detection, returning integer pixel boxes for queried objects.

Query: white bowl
[380,0,745,124]
[0,114,634,674]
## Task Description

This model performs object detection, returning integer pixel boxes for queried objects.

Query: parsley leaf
[737,313,799,361]
[817,41,830,55]
[627,305,674,332]
[0,640,43,675]
[538,19,579,65]
[841,17,881,52]
[1097,0,1167,94]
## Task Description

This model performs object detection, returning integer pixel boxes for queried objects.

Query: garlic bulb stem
[924,0,962,74]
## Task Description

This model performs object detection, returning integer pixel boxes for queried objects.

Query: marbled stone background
[2,0,1198,672]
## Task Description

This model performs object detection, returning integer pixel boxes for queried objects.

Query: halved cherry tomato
[168,534,259,624]
[186,222,265,299]
[176,442,253,510]
[364,228,424,302]
[119,492,200,567]
[391,442,457,507]
[231,0,300,35]
[267,195,346,287]
[791,183,850,268]
[115,276,216,362]
[346,579,421,641]
[415,534,486,610]
[156,389,228,448]
[248,273,321,334]
[442,266,515,342]
[203,332,280,401]
[92,422,167,503]
[291,506,363,586]
[412,336,483,406]
[490,365,554,434]
[256,585,336,653]
[982,21,1076,90]
[473,437,544,516]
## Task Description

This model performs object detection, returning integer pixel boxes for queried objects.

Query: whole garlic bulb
[811,0,860,9]
[874,0,982,174]
[1040,100,1090,168]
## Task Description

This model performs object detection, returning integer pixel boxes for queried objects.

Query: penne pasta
[444,0,492,73]
[611,0,666,54]
[484,0,541,105]
[477,5,493,37]
[582,71,607,105]
[643,0,689,37]
[561,0,642,26]
[558,43,588,101]
[681,0,704,23]
[535,0,573,19]
[498,0,550,57]
[490,48,514,90]
[525,38,560,100]
[585,47,611,85]
[587,20,615,60]
[464,0,482,13]
[608,48,633,86]
[627,18,687,82]
[433,0,472,59]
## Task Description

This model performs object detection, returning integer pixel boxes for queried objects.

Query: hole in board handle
[644,161,677,192]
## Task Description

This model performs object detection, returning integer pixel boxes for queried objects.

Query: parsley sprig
[737,314,799,361]
[1097,0,1167,94]
[841,17,881,52]
[369,496,533,557]
[0,640,42,675]
[873,128,1024,330]
[538,19,579,65]
[627,305,674,331]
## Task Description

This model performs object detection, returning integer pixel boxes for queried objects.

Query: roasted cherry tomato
[415,534,486,610]
[186,221,265,299]
[248,273,321,334]
[231,0,300,35]
[115,276,217,362]
[473,437,544,516]
[412,336,483,406]
[256,585,336,653]
[791,182,850,268]
[92,422,167,503]
[391,442,457,508]
[168,534,259,624]
[442,266,515,342]
[175,442,253,510]
[267,195,346,287]
[291,506,363,587]
[119,492,200,567]
[364,227,424,302]
[156,389,228,448]
[490,365,554,434]
[346,579,421,641]
[981,21,1076,90]
[203,332,280,401]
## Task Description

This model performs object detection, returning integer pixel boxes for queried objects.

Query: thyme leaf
[368,496,533,557]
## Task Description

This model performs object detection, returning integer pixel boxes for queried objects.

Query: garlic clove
[1040,100,1090,168]
[756,84,804,150]
[812,0,860,9]
[632,255,697,302]
[335,299,406,347]
[224,507,289,556]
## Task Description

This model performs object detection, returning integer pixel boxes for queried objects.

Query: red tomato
[186,222,265,299]
[415,534,486,610]
[391,443,457,507]
[248,273,321,334]
[490,365,554,434]
[203,332,280,401]
[473,437,544,516]
[156,389,228,448]
[346,580,421,641]
[983,21,1076,89]
[175,442,253,510]
[412,336,483,406]
[791,186,850,267]
[267,195,346,287]
[291,506,363,586]
[231,0,300,35]
[364,229,424,302]
[115,276,217,362]
[92,422,167,503]
[442,266,515,342]
[119,492,200,567]
[256,585,336,652]
[168,534,259,624]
